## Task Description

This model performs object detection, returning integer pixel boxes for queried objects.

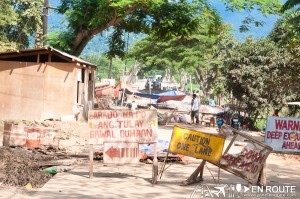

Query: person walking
[191,93,199,124]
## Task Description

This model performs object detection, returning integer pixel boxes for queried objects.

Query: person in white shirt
[191,94,199,124]
[209,97,216,107]
[131,101,137,110]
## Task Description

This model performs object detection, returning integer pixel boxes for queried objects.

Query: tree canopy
[47,0,282,56]
[225,37,299,115]
[0,0,43,51]
[127,6,234,97]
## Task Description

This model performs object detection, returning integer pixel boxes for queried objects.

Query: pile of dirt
[0,147,63,188]
[0,120,89,188]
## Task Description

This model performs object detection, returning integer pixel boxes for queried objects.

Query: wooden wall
[0,61,78,120]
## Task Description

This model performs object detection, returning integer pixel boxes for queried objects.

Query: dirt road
[1,123,300,199]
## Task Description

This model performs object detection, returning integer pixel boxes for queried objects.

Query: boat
[123,88,160,99]
[123,88,186,103]
[156,90,186,103]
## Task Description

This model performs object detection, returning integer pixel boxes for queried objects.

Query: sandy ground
[1,122,300,199]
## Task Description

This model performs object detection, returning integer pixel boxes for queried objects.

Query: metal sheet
[169,126,225,163]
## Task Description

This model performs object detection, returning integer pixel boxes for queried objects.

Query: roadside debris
[0,147,70,188]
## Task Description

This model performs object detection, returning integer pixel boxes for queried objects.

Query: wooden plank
[37,53,40,63]
[0,51,48,59]
[181,160,206,186]
[227,125,272,150]
[211,162,255,184]
[223,132,238,154]
[89,144,93,178]
[164,110,190,125]
[152,142,158,184]
[257,160,267,186]
[48,53,52,62]
[165,110,175,125]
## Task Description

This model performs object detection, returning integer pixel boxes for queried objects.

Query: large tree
[127,7,234,97]
[48,0,282,56]
[49,0,203,56]
[225,37,299,117]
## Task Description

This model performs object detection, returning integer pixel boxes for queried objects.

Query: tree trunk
[179,70,187,92]
[253,111,259,124]
[108,58,112,78]
[195,68,207,97]
[70,5,139,56]
[126,61,141,84]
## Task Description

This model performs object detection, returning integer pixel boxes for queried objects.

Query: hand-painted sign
[88,110,158,144]
[103,142,139,164]
[169,126,225,163]
[264,116,300,153]
[220,141,272,184]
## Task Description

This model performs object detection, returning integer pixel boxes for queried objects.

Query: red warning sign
[103,142,139,164]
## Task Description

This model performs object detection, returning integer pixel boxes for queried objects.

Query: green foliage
[137,67,164,79]
[46,31,74,52]
[221,0,282,15]
[83,52,135,80]
[269,11,300,49]
[225,37,300,115]
[49,0,207,56]
[239,16,265,32]
[48,0,281,56]
[280,0,300,44]
[105,25,126,59]
[0,0,43,51]
[254,118,267,131]
[200,96,209,105]
[127,6,234,98]
[220,0,282,33]
[281,0,300,12]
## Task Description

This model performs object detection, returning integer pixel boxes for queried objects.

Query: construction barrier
[2,122,60,148]
[3,123,27,147]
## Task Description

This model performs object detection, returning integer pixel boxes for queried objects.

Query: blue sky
[210,1,281,41]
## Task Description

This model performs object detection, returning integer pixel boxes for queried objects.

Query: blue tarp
[124,89,179,98]
[123,88,186,103]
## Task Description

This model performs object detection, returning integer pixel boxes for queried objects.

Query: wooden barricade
[159,125,273,186]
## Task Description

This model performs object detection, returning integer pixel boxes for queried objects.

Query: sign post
[216,125,273,185]
[160,125,226,185]
[165,125,273,186]
[88,109,158,182]
[264,116,300,153]
[89,144,93,178]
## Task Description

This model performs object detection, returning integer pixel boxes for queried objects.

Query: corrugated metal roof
[0,47,97,68]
